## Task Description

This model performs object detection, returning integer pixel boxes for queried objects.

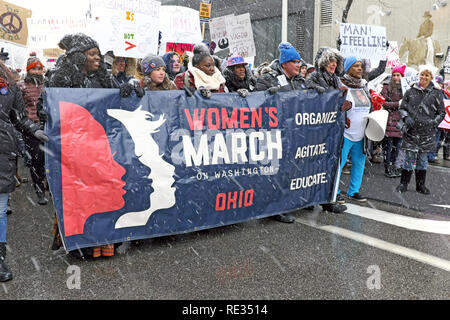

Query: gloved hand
[237,88,251,98]
[404,116,414,127]
[345,118,350,129]
[199,87,212,99]
[268,86,280,94]
[119,82,134,97]
[134,85,145,98]
[183,86,195,97]
[315,86,326,94]
[34,129,49,142]
[341,100,352,112]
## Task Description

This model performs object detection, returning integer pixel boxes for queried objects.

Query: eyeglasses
[290,60,301,64]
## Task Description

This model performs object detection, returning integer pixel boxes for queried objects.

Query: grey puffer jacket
[255,59,307,92]
[399,82,445,152]
[0,82,40,193]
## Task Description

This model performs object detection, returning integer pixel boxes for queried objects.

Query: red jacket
[19,80,43,123]
[174,71,226,93]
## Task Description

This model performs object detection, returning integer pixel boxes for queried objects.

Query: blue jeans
[403,150,428,171]
[0,193,8,243]
[338,138,366,196]
[383,137,402,165]
[427,130,441,161]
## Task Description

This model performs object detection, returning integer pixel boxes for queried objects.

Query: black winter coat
[400,82,445,152]
[255,60,307,92]
[0,83,40,193]
[223,66,257,92]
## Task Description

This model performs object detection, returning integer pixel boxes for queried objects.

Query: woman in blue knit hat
[337,56,373,203]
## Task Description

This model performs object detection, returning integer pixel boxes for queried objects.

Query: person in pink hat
[380,64,406,178]
[222,54,256,97]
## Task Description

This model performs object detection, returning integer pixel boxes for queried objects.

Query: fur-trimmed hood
[314,47,344,74]
[111,57,137,77]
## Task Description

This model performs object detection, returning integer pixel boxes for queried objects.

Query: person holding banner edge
[306,47,350,213]
[36,33,144,258]
[0,60,48,282]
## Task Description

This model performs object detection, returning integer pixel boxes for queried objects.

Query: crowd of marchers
[0,32,448,282]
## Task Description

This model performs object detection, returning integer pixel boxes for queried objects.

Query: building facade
[161,0,316,66]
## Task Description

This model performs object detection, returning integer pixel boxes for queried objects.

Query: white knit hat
[418,64,438,77]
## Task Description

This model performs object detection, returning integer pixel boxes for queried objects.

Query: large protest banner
[339,23,387,65]
[0,0,31,46]
[44,89,345,251]
[89,0,161,58]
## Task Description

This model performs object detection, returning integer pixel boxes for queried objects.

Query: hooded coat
[399,81,445,152]
[162,52,185,81]
[380,79,403,138]
[0,81,40,193]
[223,65,257,92]
[306,47,344,91]
[255,59,307,92]
[111,57,137,86]
[18,75,44,123]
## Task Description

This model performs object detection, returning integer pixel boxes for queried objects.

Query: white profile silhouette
[107,106,176,229]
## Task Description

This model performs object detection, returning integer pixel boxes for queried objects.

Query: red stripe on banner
[59,102,126,237]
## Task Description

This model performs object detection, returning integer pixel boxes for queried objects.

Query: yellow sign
[199,2,211,18]
[0,0,32,46]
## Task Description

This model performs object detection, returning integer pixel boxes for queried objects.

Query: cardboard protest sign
[0,0,32,46]
[27,17,90,50]
[339,23,387,65]
[89,0,161,58]
[386,41,400,69]
[438,99,450,130]
[166,42,195,62]
[226,13,256,58]
[401,73,419,95]
[444,46,450,74]
[159,6,202,48]
[43,48,65,58]
[209,15,233,53]
[199,0,212,23]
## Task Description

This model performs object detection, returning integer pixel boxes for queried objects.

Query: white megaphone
[364,109,389,141]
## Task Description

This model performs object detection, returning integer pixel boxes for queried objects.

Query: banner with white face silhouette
[45,88,346,251]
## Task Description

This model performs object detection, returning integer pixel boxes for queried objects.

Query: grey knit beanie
[141,54,166,75]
